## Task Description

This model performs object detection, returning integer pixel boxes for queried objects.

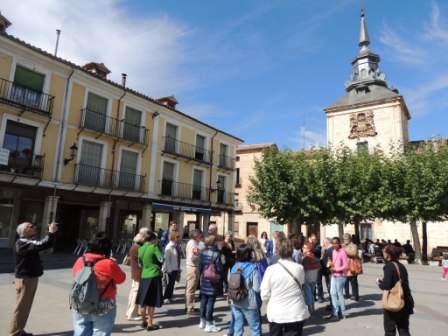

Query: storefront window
[0,203,13,247]
[154,213,169,237]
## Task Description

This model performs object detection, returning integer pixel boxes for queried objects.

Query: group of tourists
[9,220,415,336]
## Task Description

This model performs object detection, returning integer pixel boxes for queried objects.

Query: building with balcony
[0,14,242,249]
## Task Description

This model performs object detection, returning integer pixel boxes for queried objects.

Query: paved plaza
[0,256,446,335]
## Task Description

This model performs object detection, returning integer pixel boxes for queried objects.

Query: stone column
[141,204,152,228]
[42,196,59,236]
[196,213,203,230]
[174,211,185,228]
[98,201,112,232]
[203,213,211,235]
[227,212,235,234]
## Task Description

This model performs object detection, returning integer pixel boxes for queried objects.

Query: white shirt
[260,259,310,323]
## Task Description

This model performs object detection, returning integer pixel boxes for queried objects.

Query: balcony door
[217,175,226,203]
[219,143,228,167]
[195,134,206,161]
[164,123,177,153]
[192,169,203,200]
[85,92,108,133]
[123,107,142,142]
[3,121,37,174]
[118,150,138,190]
[11,65,45,109]
[78,140,103,186]
[161,161,175,196]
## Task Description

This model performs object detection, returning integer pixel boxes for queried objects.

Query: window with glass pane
[217,175,226,203]
[123,107,142,142]
[161,162,175,196]
[77,140,103,186]
[361,223,373,240]
[85,92,108,132]
[11,66,45,108]
[219,143,228,167]
[192,169,203,200]
[118,150,138,190]
[164,123,177,153]
[195,134,206,161]
[3,121,37,173]
[357,141,368,154]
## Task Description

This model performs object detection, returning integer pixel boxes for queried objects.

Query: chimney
[82,62,111,79]
[121,73,127,87]
[156,95,179,109]
[0,12,12,33]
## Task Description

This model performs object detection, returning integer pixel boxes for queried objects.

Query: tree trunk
[422,220,428,263]
[354,219,361,243]
[338,223,344,239]
[409,219,422,263]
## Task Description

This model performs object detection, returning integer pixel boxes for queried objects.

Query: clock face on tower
[348,111,377,139]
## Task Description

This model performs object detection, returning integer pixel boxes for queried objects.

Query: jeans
[164,270,178,300]
[345,275,359,300]
[231,304,261,336]
[269,320,304,336]
[316,268,324,300]
[303,282,316,305]
[73,306,116,336]
[200,294,217,323]
[330,276,346,317]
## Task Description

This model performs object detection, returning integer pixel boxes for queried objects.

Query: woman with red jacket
[72,233,126,336]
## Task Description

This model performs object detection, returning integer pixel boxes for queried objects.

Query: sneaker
[442,278,447,281]
[204,324,222,333]
[199,320,206,329]
[164,299,171,304]
[187,309,200,316]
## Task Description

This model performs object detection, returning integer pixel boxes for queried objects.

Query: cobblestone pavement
[0,258,446,335]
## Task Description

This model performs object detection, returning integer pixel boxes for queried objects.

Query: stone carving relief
[348,111,377,139]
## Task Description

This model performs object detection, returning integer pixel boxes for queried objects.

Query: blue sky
[3,0,448,149]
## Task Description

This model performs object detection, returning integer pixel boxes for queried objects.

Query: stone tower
[324,11,410,154]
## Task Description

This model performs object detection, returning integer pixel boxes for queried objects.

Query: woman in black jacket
[199,235,223,333]
[376,244,414,336]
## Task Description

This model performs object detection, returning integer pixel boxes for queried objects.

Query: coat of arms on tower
[348,111,377,139]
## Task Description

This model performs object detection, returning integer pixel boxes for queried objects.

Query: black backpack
[228,264,251,302]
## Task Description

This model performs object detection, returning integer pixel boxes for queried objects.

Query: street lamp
[63,143,78,165]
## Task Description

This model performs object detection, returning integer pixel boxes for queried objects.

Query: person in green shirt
[135,231,164,331]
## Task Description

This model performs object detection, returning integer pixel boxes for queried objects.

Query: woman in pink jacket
[327,237,348,321]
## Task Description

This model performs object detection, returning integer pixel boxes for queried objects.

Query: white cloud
[2,0,193,98]
[424,1,448,43]
[290,127,326,150]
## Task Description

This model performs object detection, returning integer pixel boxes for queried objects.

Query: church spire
[345,9,388,93]
[359,9,370,51]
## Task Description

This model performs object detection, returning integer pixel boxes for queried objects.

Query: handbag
[122,254,131,266]
[175,270,182,283]
[349,256,363,276]
[382,262,405,312]
[204,252,222,283]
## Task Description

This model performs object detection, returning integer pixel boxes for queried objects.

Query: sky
[2,0,448,149]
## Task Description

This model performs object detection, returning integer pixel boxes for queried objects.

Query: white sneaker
[204,324,221,333]
[164,299,171,304]
[198,320,206,329]
[442,278,447,281]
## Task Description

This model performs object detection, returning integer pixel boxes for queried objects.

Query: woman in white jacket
[260,239,310,336]
[162,231,181,304]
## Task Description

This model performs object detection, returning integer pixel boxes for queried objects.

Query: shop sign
[152,202,211,214]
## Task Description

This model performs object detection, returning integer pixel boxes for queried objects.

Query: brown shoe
[187,309,200,316]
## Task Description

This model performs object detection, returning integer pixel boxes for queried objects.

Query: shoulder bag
[349,256,363,275]
[278,260,303,293]
[382,262,405,312]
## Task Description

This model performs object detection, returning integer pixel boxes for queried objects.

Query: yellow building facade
[0,17,242,249]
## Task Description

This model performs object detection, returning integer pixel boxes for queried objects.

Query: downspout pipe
[110,74,127,179]
[55,68,75,181]
[209,129,219,201]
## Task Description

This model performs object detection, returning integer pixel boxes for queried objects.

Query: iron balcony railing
[160,179,211,201]
[0,78,54,116]
[75,163,145,192]
[80,108,149,145]
[162,136,211,163]
[0,151,44,178]
[218,154,235,170]
[216,190,235,206]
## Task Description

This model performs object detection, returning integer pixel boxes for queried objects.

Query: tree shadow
[34,332,73,336]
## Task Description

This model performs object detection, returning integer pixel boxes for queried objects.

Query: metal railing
[216,190,235,206]
[160,179,210,201]
[81,108,149,145]
[162,136,211,163]
[218,154,235,170]
[75,163,145,192]
[0,77,54,116]
[0,152,45,178]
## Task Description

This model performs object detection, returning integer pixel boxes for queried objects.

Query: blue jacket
[199,246,223,296]
[230,261,261,310]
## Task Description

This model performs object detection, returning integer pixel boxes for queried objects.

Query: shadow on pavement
[34,332,73,336]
